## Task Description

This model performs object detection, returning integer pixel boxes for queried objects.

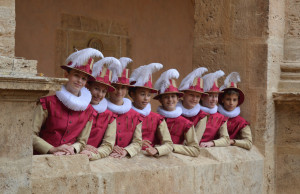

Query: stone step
[280,72,300,80]
[281,62,300,73]
[278,80,300,92]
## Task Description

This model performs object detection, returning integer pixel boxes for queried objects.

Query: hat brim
[111,82,135,88]
[89,80,116,92]
[61,65,96,81]
[132,86,158,94]
[153,91,184,100]
[181,89,206,95]
[218,88,245,106]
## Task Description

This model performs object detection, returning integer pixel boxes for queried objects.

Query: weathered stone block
[61,14,81,30]
[109,21,129,36]
[81,16,98,32]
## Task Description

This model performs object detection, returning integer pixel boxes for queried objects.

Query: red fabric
[208,82,220,92]
[227,115,249,139]
[67,58,93,75]
[200,112,228,143]
[39,95,94,149]
[115,109,143,148]
[141,112,164,149]
[95,69,111,84]
[164,79,180,93]
[183,110,208,127]
[164,116,193,144]
[87,109,116,147]
[188,78,204,93]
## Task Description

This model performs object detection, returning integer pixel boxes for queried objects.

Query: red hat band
[164,79,179,93]
[67,58,93,75]
[188,77,204,93]
[116,69,130,85]
[229,82,237,88]
[208,81,221,92]
[95,68,111,85]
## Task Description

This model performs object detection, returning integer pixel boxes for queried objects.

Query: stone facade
[1,0,300,193]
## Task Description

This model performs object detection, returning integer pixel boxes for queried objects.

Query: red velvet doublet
[39,95,94,147]
[141,111,164,147]
[200,112,227,143]
[164,116,193,144]
[115,109,143,148]
[183,110,208,127]
[87,109,116,147]
[227,115,249,139]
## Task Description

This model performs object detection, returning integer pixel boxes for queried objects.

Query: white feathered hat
[202,70,225,93]
[111,57,133,86]
[129,63,163,93]
[91,57,122,92]
[218,72,245,106]
[62,48,104,80]
[153,69,184,100]
[179,67,208,94]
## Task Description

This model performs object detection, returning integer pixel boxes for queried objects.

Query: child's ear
[64,71,69,78]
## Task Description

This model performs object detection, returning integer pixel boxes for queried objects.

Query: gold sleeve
[72,120,93,153]
[124,122,142,158]
[173,126,200,157]
[154,120,173,156]
[213,121,230,147]
[32,103,54,154]
[90,120,117,160]
[233,125,253,150]
[194,116,208,143]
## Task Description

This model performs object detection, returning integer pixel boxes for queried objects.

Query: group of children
[33,48,252,160]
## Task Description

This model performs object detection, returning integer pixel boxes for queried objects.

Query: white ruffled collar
[92,98,108,113]
[56,85,91,111]
[132,103,151,116]
[107,97,132,114]
[201,105,218,114]
[218,105,240,118]
[157,106,182,118]
[177,100,201,117]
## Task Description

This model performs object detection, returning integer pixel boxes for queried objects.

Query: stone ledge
[32,146,263,194]
[273,92,300,102]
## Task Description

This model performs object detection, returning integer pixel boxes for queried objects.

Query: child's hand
[83,145,98,154]
[230,139,235,145]
[110,146,128,158]
[142,140,158,156]
[200,141,215,148]
[49,144,75,155]
[80,150,93,158]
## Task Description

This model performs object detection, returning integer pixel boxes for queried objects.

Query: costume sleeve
[72,120,93,153]
[90,119,117,160]
[233,125,253,150]
[194,116,208,143]
[32,103,54,154]
[173,126,200,157]
[213,121,230,147]
[154,120,173,156]
[124,122,142,157]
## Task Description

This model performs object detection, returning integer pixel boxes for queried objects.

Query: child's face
[182,91,202,109]
[222,93,239,111]
[65,69,88,96]
[201,93,218,108]
[110,84,128,102]
[88,82,108,105]
[131,88,152,110]
[159,93,178,111]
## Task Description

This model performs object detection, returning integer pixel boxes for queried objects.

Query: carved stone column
[0,0,66,193]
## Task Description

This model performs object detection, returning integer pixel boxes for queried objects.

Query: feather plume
[219,72,241,91]
[65,48,104,67]
[154,69,179,94]
[202,70,225,92]
[92,57,121,79]
[119,57,133,71]
[178,67,208,91]
[130,63,163,86]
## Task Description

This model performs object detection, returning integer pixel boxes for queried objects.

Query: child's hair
[128,87,136,98]
[223,89,240,97]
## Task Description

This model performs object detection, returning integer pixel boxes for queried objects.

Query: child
[218,72,252,150]
[129,63,173,157]
[107,57,143,158]
[154,69,200,157]
[178,67,209,143]
[200,70,230,147]
[33,48,103,155]
[80,57,121,160]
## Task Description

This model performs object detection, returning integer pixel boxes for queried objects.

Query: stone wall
[32,147,264,194]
